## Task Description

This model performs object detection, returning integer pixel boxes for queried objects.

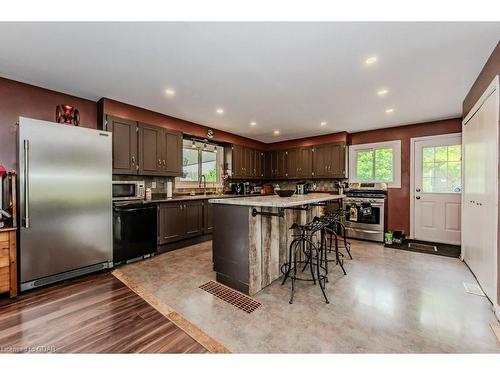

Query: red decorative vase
[56,105,80,126]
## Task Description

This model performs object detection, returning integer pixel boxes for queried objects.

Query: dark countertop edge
[113,193,272,205]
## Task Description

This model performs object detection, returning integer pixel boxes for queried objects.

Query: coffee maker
[296,181,310,195]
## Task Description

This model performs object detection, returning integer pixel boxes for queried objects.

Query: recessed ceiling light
[165,88,175,97]
[250,121,257,126]
[320,121,327,127]
[385,108,394,114]
[365,56,378,65]
[377,89,388,96]
[273,130,280,136]
[216,108,224,115]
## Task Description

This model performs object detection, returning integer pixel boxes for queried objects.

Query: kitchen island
[208,193,344,295]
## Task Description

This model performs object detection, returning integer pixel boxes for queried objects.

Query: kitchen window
[349,140,401,188]
[176,139,224,187]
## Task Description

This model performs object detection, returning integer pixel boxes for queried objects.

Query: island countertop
[208,192,345,208]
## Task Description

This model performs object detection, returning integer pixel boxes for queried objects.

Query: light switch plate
[151,181,157,188]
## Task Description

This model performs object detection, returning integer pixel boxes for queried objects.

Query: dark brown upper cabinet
[227,145,265,179]
[230,145,244,178]
[107,116,138,175]
[286,149,298,179]
[138,122,163,175]
[312,142,347,178]
[276,150,287,178]
[298,147,313,178]
[162,129,183,176]
[106,116,182,177]
[330,142,347,178]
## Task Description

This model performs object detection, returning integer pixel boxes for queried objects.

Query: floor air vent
[408,242,437,252]
[199,281,261,314]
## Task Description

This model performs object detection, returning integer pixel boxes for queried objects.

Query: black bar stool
[325,209,352,260]
[281,220,329,304]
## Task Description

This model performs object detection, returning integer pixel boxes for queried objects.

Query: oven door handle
[348,228,383,234]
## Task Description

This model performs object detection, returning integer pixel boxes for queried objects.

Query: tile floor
[115,240,500,353]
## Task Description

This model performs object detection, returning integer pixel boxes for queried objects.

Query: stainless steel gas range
[344,183,387,242]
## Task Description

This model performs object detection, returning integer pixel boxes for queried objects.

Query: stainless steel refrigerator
[18,117,113,291]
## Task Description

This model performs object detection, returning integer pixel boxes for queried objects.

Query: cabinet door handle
[131,156,136,165]
[163,160,166,166]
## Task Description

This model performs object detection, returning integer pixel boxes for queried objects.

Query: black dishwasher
[113,202,157,265]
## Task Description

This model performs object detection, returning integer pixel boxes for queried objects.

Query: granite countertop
[208,193,345,208]
[149,193,271,203]
[113,193,269,205]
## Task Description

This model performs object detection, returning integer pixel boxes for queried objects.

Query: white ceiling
[0,22,499,142]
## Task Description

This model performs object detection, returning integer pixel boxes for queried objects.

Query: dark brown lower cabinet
[159,202,185,244]
[158,200,210,244]
[204,201,214,234]
[184,201,203,238]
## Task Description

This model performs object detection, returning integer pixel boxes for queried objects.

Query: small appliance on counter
[166,180,173,199]
[230,182,251,195]
[296,181,309,195]
[252,185,262,194]
[261,183,273,195]
[112,180,146,201]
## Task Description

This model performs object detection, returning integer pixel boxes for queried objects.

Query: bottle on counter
[145,188,152,201]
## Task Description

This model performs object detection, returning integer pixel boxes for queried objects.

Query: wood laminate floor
[0,272,207,353]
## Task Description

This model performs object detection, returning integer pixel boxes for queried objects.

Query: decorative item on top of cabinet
[56,104,80,126]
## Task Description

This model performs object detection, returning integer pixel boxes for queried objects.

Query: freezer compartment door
[18,117,113,283]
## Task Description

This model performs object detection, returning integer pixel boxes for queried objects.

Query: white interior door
[462,85,498,303]
[413,134,462,245]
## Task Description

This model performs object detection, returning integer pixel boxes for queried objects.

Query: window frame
[348,140,401,188]
[175,140,224,188]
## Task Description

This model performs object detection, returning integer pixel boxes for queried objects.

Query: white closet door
[463,86,498,303]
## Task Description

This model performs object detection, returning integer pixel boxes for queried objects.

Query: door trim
[409,132,462,240]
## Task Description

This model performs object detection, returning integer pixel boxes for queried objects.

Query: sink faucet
[199,174,207,195]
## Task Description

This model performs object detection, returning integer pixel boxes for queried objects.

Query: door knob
[416,196,421,200]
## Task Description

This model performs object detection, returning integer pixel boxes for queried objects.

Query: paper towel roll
[166,181,173,198]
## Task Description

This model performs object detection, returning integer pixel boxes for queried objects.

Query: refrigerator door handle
[24,139,30,228]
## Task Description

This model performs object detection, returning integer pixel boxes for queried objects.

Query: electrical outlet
[151,181,157,189]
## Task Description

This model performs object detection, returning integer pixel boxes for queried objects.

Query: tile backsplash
[113,175,347,195]
[113,175,220,195]
[225,178,347,193]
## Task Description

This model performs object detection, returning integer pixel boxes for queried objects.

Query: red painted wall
[101,98,266,150]
[0,77,97,171]
[268,131,349,150]
[349,118,462,235]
